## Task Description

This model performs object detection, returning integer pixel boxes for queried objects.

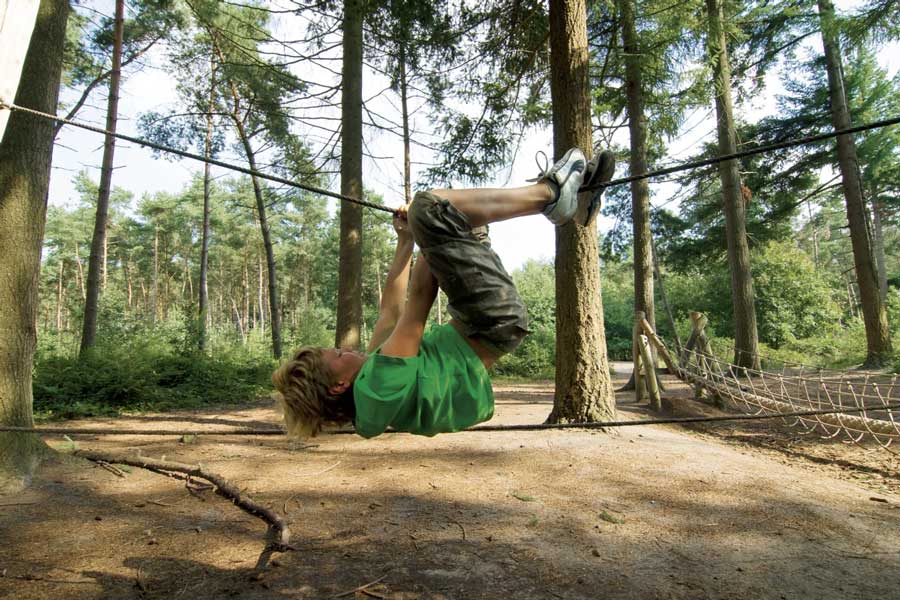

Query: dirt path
[1,368,899,599]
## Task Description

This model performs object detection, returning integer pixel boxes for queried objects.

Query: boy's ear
[329,380,350,395]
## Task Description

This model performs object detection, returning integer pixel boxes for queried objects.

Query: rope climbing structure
[652,313,900,452]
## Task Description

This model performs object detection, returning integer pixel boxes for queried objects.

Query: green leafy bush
[492,324,555,379]
[33,319,275,419]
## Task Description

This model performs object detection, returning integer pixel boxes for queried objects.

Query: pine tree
[0,0,70,492]
[706,0,760,369]
[80,0,124,353]
[817,0,891,366]
[336,0,365,350]
[547,0,616,423]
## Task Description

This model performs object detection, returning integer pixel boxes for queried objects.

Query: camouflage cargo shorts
[407,190,530,356]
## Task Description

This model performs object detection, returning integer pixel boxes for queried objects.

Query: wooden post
[699,334,719,373]
[687,312,710,399]
[639,334,661,410]
[639,317,678,375]
[680,311,706,367]
[633,312,645,403]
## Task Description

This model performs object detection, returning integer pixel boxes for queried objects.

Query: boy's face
[321,347,367,390]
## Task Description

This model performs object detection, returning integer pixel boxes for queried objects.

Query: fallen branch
[75,450,293,555]
[330,574,389,599]
[95,460,126,478]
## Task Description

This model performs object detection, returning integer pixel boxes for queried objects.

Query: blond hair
[272,347,353,437]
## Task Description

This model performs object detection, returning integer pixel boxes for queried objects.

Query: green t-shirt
[353,323,494,438]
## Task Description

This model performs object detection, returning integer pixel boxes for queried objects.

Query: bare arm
[366,209,414,352]
[379,256,438,358]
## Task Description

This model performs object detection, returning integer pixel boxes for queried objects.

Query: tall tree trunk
[124,259,132,309]
[620,0,655,330]
[80,0,123,353]
[211,30,283,356]
[229,111,282,357]
[183,253,193,301]
[102,230,108,291]
[817,0,891,367]
[336,0,364,350]
[151,223,159,324]
[0,0,69,492]
[74,242,85,299]
[619,0,658,393]
[399,43,412,206]
[547,0,616,423]
[232,296,246,344]
[706,0,760,370]
[55,259,64,332]
[871,195,887,302]
[242,258,250,332]
[198,55,215,351]
[258,253,266,334]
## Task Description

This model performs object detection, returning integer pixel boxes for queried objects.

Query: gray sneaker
[532,147,587,226]
[579,149,616,227]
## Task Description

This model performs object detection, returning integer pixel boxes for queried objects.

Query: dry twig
[75,450,292,553]
[95,460,127,478]
[330,574,389,598]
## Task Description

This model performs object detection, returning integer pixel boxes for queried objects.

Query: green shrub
[492,324,555,379]
[33,319,275,420]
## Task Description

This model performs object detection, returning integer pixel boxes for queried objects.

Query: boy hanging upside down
[272,147,615,438]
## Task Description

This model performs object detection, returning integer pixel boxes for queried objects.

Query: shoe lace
[526,150,550,182]
[534,150,549,176]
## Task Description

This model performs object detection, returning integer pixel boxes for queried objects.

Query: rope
[2,402,898,437]
[598,114,900,189]
[0,100,394,214]
[2,100,898,208]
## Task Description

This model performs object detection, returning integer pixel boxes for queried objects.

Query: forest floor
[2,364,900,599]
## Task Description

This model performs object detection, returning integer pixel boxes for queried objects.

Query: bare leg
[429,184,553,227]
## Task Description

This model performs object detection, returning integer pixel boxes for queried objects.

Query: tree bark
[198,55,216,351]
[124,259,132,309]
[547,0,616,424]
[226,101,282,357]
[706,0,760,370]
[619,0,655,330]
[336,0,364,350]
[0,0,69,492]
[872,198,887,302]
[80,0,123,353]
[817,0,891,367]
[399,43,412,206]
[258,252,266,334]
[74,241,85,299]
[151,223,159,324]
[55,259,64,332]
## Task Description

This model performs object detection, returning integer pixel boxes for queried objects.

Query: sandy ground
[1,365,899,599]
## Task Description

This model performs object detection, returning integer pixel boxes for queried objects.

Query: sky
[45,0,899,273]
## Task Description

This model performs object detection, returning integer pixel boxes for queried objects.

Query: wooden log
[639,334,661,411]
[633,312,645,403]
[639,317,677,374]
[680,311,708,366]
